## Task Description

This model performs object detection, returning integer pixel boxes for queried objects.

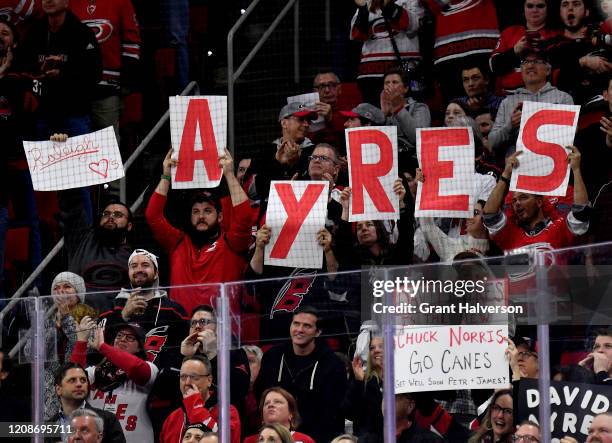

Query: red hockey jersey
[71,0,140,90]
[423,0,500,66]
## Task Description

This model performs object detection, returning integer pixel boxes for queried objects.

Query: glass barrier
[4,243,612,443]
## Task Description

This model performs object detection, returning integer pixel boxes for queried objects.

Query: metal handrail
[0,81,200,331]
[119,81,200,202]
[227,0,300,152]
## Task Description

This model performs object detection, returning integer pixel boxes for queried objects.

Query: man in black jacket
[50,362,125,443]
[255,306,347,443]
[20,0,101,137]
[59,190,134,307]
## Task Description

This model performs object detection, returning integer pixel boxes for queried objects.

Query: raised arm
[483,151,521,215]
[220,148,248,207]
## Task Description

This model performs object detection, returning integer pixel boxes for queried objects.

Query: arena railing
[0,81,201,341]
[3,240,612,442]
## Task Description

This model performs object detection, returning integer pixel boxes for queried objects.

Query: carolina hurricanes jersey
[0,0,42,24]
[86,362,158,443]
[70,0,140,89]
[423,0,500,66]
[350,0,424,79]
[486,211,587,253]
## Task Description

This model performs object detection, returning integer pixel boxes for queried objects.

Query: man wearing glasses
[513,421,541,442]
[59,194,135,308]
[309,72,347,149]
[160,355,241,443]
[181,305,250,422]
[489,48,573,157]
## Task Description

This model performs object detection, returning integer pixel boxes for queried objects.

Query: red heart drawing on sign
[89,159,109,178]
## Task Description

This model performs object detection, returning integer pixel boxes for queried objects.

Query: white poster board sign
[169,96,227,189]
[23,126,124,191]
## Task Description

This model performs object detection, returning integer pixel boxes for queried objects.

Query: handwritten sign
[23,127,124,191]
[517,379,612,442]
[394,325,509,393]
[511,101,580,196]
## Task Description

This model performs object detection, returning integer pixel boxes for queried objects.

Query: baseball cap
[340,103,385,125]
[278,102,317,121]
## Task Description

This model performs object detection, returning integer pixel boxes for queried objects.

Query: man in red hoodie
[145,149,254,316]
[160,355,240,443]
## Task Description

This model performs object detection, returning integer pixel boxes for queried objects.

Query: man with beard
[99,248,188,370]
[98,249,188,441]
[58,186,134,309]
[50,362,125,443]
[146,148,253,317]
[483,148,590,254]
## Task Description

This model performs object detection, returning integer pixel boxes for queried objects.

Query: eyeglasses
[309,155,335,163]
[512,435,540,443]
[491,404,514,416]
[190,318,216,328]
[101,210,127,219]
[525,3,546,8]
[288,115,311,124]
[179,373,210,382]
[518,351,537,359]
[314,82,339,91]
[115,332,137,342]
[521,59,547,66]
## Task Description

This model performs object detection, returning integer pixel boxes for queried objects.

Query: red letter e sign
[169,96,227,189]
[511,101,580,196]
[264,181,329,269]
[415,127,474,218]
[346,126,399,222]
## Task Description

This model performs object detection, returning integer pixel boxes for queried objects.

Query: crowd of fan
[0,0,611,442]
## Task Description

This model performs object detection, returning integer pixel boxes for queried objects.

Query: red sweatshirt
[160,393,241,443]
[145,192,254,316]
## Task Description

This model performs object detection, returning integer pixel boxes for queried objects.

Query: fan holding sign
[482,146,590,254]
[145,147,255,316]
[334,178,413,267]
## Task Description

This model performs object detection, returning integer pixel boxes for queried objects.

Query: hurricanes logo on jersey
[270,269,316,318]
[145,325,169,362]
[83,19,114,43]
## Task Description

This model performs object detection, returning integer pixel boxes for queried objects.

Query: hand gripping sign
[264,180,329,269]
[169,96,227,189]
[415,127,475,218]
[23,126,124,191]
[510,101,580,196]
[346,126,399,222]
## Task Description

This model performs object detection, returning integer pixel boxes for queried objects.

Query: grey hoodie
[489,82,573,155]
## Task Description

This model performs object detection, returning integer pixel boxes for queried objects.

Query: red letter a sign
[169,96,227,189]
[415,127,474,218]
[511,101,580,196]
[346,126,399,222]
[265,181,329,269]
